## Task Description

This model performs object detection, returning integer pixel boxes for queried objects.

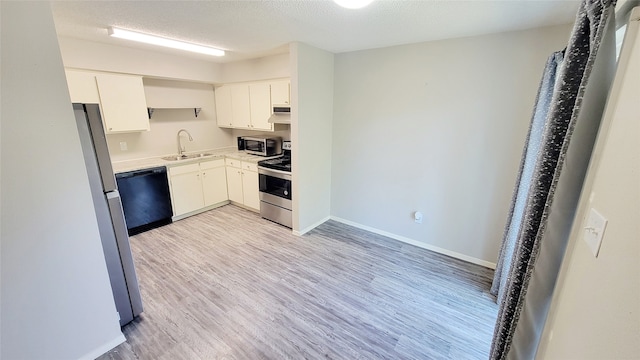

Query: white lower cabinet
[170,163,204,216]
[169,159,228,217]
[201,163,228,206]
[226,165,244,204]
[242,168,260,210]
[225,158,260,211]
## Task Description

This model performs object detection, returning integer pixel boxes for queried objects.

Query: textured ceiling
[51,0,580,63]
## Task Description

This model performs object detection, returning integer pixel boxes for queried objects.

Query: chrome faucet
[177,129,193,156]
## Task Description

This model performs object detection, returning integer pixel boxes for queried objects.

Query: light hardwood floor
[99,205,497,360]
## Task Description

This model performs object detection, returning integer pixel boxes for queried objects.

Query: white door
[249,83,273,131]
[242,170,260,211]
[215,85,233,128]
[170,172,204,216]
[95,74,150,133]
[270,80,290,105]
[202,167,228,206]
[230,84,251,129]
[226,167,244,204]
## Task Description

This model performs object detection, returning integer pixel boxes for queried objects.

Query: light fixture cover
[108,27,225,57]
[333,0,374,9]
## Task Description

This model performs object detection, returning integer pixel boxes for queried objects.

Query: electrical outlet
[414,211,423,224]
[119,141,128,151]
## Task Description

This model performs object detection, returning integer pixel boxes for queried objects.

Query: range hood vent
[268,104,291,124]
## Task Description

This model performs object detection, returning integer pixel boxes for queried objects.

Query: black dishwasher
[116,166,173,235]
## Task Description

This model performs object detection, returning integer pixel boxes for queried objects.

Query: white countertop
[112,147,280,173]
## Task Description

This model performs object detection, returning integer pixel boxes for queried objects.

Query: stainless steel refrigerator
[74,103,143,326]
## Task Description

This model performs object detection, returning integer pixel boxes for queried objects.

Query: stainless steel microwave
[244,136,282,156]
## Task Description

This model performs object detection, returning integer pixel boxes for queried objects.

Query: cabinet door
[202,167,228,206]
[65,70,100,103]
[270,80,290,105]
[170,171,204,216]
[215,85,233,128]
[249,83,273,131]
[95,74,150,133]
[226,166,244,204]
[242,170,260,211]
[230,84,251,129]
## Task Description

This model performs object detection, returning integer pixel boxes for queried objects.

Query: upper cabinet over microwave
[270,80,290,105]
[215,79,290,131]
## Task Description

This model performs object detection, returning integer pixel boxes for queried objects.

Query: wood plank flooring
[98,205,497,360]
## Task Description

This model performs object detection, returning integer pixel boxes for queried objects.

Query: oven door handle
[258,167,292,180]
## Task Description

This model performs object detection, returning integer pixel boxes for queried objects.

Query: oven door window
[259,174,291,200]
[245,140,264,153]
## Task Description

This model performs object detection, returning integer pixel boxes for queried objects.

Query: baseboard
[293,216,331,236]
[172,200,232,221]
[77,333,126,360]
[330,216,496,269]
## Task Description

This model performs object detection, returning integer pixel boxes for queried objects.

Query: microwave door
[245,140,264,153]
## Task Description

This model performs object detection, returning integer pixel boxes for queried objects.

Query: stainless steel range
[257,141,292,228]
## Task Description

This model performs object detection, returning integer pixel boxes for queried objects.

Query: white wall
[331,25,571,265]
[1,2,124,359]
[58,37,223,83]
[108,78,234,162]
[221,53,290,83]
[290,43,334,234]
[536,12,640,359]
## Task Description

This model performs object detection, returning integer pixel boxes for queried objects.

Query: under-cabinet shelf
[147,107,202,119]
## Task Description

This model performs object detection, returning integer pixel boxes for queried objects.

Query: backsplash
[107,108,235,162]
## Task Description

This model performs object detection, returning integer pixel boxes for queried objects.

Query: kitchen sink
[161,153,215,161]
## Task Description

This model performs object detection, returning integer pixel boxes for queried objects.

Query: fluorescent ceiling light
[334,0,374,9]
[108,27,225,57]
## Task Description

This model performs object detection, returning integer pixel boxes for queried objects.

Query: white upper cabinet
[230,84,251,129]
[95,74,150,133]
[215,78,290,132]
[270,80,290,105]
[215,85,233,128]
[249,83,272,131]
[65,70,100,103]
[66,70,150,133]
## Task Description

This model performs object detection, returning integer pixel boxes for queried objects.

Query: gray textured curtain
[490,0,616,359]
[491,51,564,303]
